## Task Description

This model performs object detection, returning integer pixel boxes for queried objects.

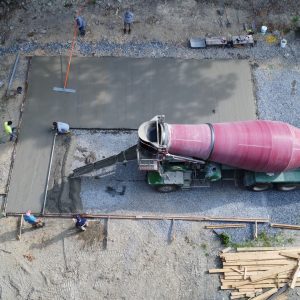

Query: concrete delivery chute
[71,115,300,192]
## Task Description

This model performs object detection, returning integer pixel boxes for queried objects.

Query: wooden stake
[16,214,23,240]
[244,267,247,280]
[205,224,246,229]
[271,223,300,230]
[254,221,258,239]
[290,260,300,289]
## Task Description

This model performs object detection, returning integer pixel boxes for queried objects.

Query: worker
[75,16,86,36]
[52,122,70,134]
[123,10,134,34]
[74,214,88,231]
[4,120,16,141]
[23,210,45,228]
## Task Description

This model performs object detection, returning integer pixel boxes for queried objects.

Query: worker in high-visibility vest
[4,121,16,141]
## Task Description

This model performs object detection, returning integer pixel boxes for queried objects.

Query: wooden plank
[224,272,293,280]
[290,260,300,289]
[205,224,246,229]
[251,288,278,300]
[221,252,293,261]
[223,260,296,266]
[222,277,299,285]
[231,291,249,296]
[208,268,233,273]
[231,295,245,300]
[221,284,277,290]
[250,265,295,282]
[230,268,244,274]
[279,252,300,259]
[221,280,300,290]
[243,267,247,280]
[237,247,300,252]
[271,223,300,230]
[203,217,269,223]
[222,272,293,282]
[221,247,232,253]
[238,288,262,292]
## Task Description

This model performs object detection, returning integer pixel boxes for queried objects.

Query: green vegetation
[201,243,207,250]
[291,15,299,24]
[219,233,231,246]
[218,231,295,248]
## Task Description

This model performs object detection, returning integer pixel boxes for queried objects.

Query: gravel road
[0,39,299,62]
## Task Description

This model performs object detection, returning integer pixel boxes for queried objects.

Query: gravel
[255,65,300,127]
[0,39,299,62]
[71,130,137,170]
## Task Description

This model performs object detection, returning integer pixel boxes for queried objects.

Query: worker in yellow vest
[4,121,16,141]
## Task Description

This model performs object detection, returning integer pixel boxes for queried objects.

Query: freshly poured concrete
[6,57,255,213]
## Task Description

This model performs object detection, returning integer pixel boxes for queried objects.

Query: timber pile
[209,247,300,299]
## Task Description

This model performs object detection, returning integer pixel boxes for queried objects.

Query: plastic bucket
[280,39,287,48]
[261,26,267,34]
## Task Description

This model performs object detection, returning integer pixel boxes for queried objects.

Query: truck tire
[275,184,297,191]
[155,185,179,193]
[248,183,273,192]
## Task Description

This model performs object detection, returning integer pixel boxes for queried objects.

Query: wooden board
[250,265,295,282]
[271,223,300,230]
[251,288,278,300]
[205,224,246,229]
[221,252,293,261]
[237,247,300,252]
[290,261,300,289]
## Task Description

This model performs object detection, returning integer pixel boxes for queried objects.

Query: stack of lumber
[209,247,300,300]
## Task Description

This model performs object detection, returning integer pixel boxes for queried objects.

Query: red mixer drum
[166,120,300,173]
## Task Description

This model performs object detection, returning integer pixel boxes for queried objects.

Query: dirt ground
[0,0,300,299]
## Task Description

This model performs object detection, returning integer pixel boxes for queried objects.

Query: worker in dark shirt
[123,10,134,34]
[75,16,86,36]
[74,215,88,231]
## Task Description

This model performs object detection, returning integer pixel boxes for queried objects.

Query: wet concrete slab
[6,57,255,213]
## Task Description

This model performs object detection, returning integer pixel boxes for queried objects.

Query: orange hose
[63,0,88,89]
[63,24,78,89]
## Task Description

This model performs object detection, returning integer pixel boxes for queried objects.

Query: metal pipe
[6,52,20,97]
[41,133,57,215]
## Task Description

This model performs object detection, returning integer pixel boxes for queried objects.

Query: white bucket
[261,26,267,34]
[280,39,287,48]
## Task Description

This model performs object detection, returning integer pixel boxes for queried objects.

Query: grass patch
[201,243,207,250]
[218,231,295,249]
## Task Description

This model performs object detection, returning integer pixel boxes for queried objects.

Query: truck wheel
[248,183,272,192]
[155,185,179,193]
[276,184,297,191]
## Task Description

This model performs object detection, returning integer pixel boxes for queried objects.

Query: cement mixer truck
[137,115,300,192]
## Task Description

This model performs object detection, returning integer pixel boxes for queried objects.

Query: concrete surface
[6,57,255,213]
